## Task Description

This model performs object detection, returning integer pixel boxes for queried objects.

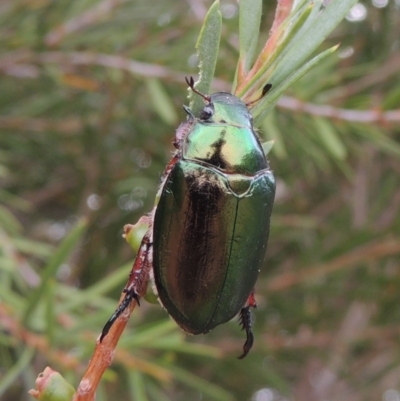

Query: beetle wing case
[153,160,274,334]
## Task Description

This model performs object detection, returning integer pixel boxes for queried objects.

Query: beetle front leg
[100,230,153,341]
[238,291,257,359]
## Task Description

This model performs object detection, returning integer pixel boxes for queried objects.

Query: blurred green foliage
[1,1,400,401]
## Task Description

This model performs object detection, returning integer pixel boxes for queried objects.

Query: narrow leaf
[234,0,262,89]
[146,78,178,126]
[253,45,338,124]
[261,111,287,159]
[313,117,347,160]
[189,0,222,116]
[266,0,357,89]
[262,140,275,156]
[0,347,34,396]
[128,371,149,401]
[57,262,131,313]
[170,366,235,401]
[22,219,86,324]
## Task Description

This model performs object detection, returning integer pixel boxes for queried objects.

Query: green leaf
[253,45,338,124]
[0,204,22,234]
[313,117,347,160]
[355,124,400,157]
[45,279,56,345]
[189,0,222,116]
[145,78,178,126]
[170,365,235,401]
[261,140,275,156]
[236,0,314,98]
[0,347,34,396]
[57,262,132,313]
[260,111,287,159]
[12,238,52,258]
[128,371,149,401]
[233,0,262,91]
[240,0,357,123]
[22,219,87,324]
[267,0,357,87]
[0,189,31,211]
[145,338,221,358]
[119,319,178,348]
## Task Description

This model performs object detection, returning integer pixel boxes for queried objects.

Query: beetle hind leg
[100,231,153,342]
[238,292,257,359]
[100,288,141,341]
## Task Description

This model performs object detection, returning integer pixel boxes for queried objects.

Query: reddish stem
[236,0,294,94]
[72,296,139,401]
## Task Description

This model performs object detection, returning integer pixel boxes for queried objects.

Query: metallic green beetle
[101,78,275,358]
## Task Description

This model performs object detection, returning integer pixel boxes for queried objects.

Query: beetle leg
[238,292,257,359]
[100,232,153,342]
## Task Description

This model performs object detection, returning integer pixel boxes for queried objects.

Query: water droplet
[221,3,237,19]
[372,0,388,8]
[346,3,367,21]
[87,194,101,210]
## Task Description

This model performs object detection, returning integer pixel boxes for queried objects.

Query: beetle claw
[238,328,254,360]
[237,306,254,359]
[100,289,140,342]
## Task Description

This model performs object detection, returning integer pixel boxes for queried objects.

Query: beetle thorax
[182,122,268,175]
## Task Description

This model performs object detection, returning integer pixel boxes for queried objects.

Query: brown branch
[0,50,40,78]
[1,49,227,89]
[0,304,80,369]
[216,311,400,354]
[38,51,184,80]
[73,235,150,401]
[72,297,138,401]
[45,0,128,47]
[326,54,400,102]
[3,50,400,124]
[266,237,400,292]
[0,116,83,134]
[261,323,400,351]
[215,301,400,391]
[277,95,400,124]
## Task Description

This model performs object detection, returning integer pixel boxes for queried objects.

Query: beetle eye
[200,104,214,121]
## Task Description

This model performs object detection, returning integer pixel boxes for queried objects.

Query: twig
[36,51,193,84]
[324,54,400,102]
[3,50,400,124]
[254,0,293,66]
[0,116,83,134]
[278,95,400,124]
[263,322,400,351]
[236,0,294,92]
[73,236,150,401]
[266,237,400,292]
[45,0,128,47]
[72,294,138,401]
[0,304,80,369]
[0,49,40,78]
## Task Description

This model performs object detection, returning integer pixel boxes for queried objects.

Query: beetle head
[207,92,252,127]
[185,76,254,127]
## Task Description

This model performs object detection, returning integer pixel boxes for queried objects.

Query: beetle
[101,77,275,358]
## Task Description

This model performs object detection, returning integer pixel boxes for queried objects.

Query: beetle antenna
[245,83,272,108]
[185,76,211,103]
